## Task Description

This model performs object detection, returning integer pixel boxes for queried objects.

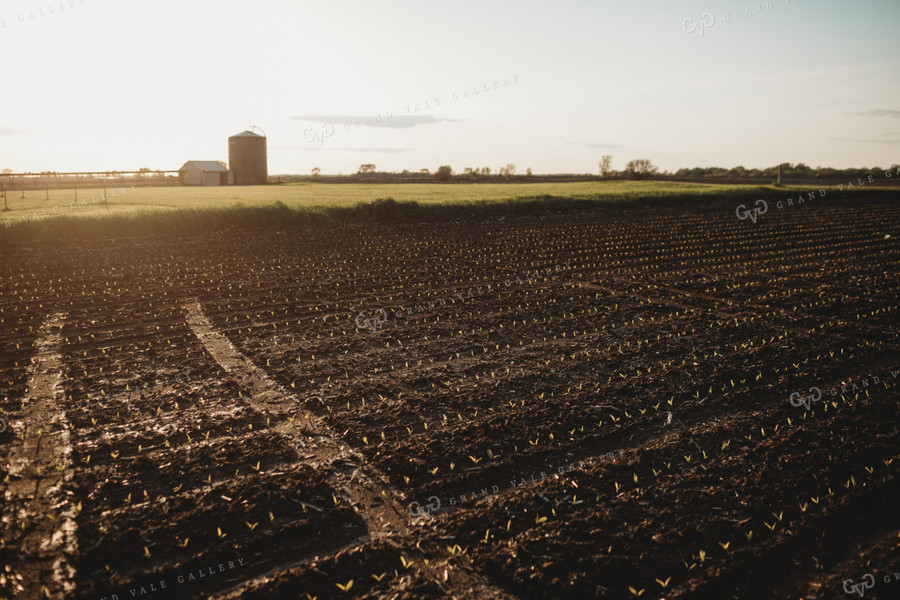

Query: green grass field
[2,180,894,242]
[1,180,788,224]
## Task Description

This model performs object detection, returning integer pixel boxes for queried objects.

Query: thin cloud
[272,146,412,153]
[291,114,461,129]
[851,109,900,119]
[831,132,900,144]
[563,142,624,149]
[382,115,462,128]
[0,127,29,136]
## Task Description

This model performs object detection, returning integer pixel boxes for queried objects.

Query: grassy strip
[1,185,898,244]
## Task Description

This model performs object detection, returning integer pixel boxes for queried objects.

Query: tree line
[297,158,900,183]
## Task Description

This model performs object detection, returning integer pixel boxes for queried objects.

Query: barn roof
[180,161,230,172]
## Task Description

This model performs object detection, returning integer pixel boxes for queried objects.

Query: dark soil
[1,196,898,599]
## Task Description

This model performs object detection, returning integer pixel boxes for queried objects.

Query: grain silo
[228,128,268,185]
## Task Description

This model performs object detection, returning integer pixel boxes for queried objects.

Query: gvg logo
[303,122,334,146]
[736,199,768,223]
[355,309,388,333]
[408,496,441,516]
[683,12,715,36]
[789,386,822,410]
[789,367,896,410]
[844,574,875,597]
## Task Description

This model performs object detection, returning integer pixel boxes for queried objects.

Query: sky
[0,0,898,175]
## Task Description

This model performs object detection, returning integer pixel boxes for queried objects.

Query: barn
[179,161,234,186]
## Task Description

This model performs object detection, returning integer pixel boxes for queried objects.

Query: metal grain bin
[228,129,268,185]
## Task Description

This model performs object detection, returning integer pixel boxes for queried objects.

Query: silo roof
[230,130,265,138]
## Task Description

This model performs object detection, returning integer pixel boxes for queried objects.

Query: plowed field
[1,196,899,599]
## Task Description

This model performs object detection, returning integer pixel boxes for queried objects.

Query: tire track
[4,312,77,599]
[184,301,517,600]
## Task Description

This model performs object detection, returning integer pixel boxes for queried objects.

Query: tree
[598,155,615,178]
[420,168,430,175]
[499,164,516,181]
[434,165,453,181]
[311,167,321,181]
[793,163,812,176]
[358,164,376,174]
[481,167,491,176]
[624,159,658,180]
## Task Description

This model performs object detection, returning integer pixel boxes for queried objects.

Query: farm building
[229,129,268,185]
[179,161,234,186]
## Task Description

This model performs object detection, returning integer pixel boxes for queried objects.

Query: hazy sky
[1,0,898,175]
